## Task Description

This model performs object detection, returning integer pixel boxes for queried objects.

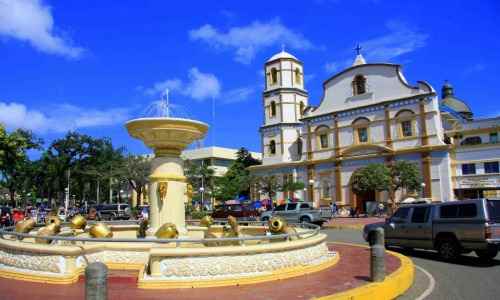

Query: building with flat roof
[181,146,262,177]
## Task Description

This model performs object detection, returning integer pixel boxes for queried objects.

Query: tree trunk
[9,190,16,208]
[109,178,113,204]
[137,187,142,207]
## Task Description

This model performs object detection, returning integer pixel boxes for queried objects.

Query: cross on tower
[354,44,362,55]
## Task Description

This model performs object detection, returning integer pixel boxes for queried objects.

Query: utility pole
[64,169,70,220]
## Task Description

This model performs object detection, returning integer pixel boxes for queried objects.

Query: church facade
[249,50,499,210]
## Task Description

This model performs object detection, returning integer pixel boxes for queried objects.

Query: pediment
[340,144,393,157]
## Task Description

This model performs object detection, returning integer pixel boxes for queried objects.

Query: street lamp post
[421,182,426,199]
[199,187,205,210]
[308,179,315,204]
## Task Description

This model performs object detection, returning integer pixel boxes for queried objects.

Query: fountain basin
[126,118,208,156]
[0,222,337,288]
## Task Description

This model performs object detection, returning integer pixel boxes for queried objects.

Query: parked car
[211,204,260,221]
[363,198,500,261]
[260,202,330,225]
[95,203,130,220]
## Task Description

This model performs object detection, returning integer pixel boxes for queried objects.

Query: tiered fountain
[0,90,337,288]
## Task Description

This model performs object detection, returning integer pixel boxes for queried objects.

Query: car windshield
[486,200,500,222]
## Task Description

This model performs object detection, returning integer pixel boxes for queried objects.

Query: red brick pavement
[0,243,401,300]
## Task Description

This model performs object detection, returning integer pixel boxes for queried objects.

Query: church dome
[441,81,473,120]
[267,50,299,62]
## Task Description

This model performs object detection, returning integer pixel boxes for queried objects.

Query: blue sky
[1,0,499,155]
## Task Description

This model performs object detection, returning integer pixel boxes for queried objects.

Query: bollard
[85,262,108,300]
[370,227,385,282]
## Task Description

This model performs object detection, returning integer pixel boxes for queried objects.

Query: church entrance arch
[354,190,375,214]
[348,170,377,215]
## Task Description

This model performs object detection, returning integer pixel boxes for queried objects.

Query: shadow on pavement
[390,247,500,268]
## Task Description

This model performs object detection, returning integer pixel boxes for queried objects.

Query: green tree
[185,159,215,203]
[236,147,261,168]
[0,126,42,206]
[42,132,125,205]
[390,160,423,196]
[212,147,261,201]
[280,181,305,201]
[351,163,391,195]
[255,176,280,200]
[122,155,151,206]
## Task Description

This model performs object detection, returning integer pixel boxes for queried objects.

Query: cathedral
[249,49,500,211]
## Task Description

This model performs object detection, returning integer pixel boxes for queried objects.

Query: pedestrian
[330,202,337,219]
[377,202,385,217]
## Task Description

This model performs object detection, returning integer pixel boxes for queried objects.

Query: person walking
[330,202,337,219]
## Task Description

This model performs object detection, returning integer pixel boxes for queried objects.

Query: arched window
[352,117,370,144]
[316,125,330,149]
[271,68,278,84]
[270,101,277,117]
[269,140,276,155]
[352,74,366,95]
[294,67,302,84]
[299,101,305,116]
[395,110,415,138]
[461,136,482,146]
[297,138,303,156]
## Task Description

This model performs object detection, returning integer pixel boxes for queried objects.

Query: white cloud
[0,101,129,133]
[323,21,428,74]
[463,63,485,76]
[221,87,255,104]
[361,21,428,62]
[143,68,255,105]
[143,79,182,96]
[184,68,221,100]
[324,62,339,73]
[143,68,221,101]
[189,18,314,64]
[0,0,83,58]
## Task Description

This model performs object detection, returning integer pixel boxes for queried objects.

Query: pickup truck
[260,202,331,225]
[363,198,500,261]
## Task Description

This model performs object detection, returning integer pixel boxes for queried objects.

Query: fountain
[0,89,337,288]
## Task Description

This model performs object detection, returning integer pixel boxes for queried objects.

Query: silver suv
[260,202,331,225]
[363,199,500,261]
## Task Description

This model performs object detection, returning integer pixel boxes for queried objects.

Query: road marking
[414,264,436,300]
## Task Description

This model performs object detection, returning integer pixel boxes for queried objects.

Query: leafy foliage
[390,160,422,193]
[255,176,280,199]
[212,147,260,201]
[351,163,391,194]
[0,125,42,206]
[122,155,151,206]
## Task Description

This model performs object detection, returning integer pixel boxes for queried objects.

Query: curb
[315,243,415,300]
[323,224,366,230]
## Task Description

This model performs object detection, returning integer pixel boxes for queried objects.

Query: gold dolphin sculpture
[155,223,178,239]
[89,222,113,238]
[35,223,61,244]
[15,218,36,234]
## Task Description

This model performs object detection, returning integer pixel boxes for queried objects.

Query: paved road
[323,228,500,300]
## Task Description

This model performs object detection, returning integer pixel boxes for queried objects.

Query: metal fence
[0,220,320,247]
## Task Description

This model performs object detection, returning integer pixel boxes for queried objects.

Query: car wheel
[300,216,311,223]
[438,238,460,261]
[475,246,498,261]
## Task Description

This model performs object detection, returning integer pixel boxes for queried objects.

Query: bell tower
[260,50,309,164]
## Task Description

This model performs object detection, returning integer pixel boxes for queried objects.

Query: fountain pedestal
[126,118,208,235]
